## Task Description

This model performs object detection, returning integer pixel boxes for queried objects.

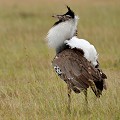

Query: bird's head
[52,6,75,26]
[47,6,79,51]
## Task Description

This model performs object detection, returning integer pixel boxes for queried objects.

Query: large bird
[46,6,107,110]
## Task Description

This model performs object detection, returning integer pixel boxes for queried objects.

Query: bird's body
[46,6,107,110]
[52,48,106,97]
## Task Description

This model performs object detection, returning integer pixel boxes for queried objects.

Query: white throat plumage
[46,16,79,50]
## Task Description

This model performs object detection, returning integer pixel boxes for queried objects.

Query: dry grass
[0,0,120,120]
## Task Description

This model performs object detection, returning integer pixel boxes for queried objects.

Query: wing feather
[52,49,107,97]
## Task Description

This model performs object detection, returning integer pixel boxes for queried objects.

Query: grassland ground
[0,0,120,120]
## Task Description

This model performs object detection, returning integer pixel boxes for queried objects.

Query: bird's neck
[56,43,69,54]
[47,16,79,50]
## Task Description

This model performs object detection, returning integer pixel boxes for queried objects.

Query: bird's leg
[67,83,71,113]
[83,89,88,112]
[88,79,98,97]
[83,89,88,105]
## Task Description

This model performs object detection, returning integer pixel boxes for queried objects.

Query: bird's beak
[52,15,64,20]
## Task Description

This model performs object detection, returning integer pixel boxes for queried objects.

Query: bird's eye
[66,15,71,18]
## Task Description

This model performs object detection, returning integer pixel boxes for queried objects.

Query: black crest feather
[65,6,75,18]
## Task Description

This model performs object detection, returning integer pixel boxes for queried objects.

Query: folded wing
[52,49,107,97]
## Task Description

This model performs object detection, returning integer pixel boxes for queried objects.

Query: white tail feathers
[65,36,98,66]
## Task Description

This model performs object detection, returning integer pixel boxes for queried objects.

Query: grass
[0,0,120,119]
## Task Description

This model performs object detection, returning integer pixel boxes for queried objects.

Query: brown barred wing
[52,49,107,97]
